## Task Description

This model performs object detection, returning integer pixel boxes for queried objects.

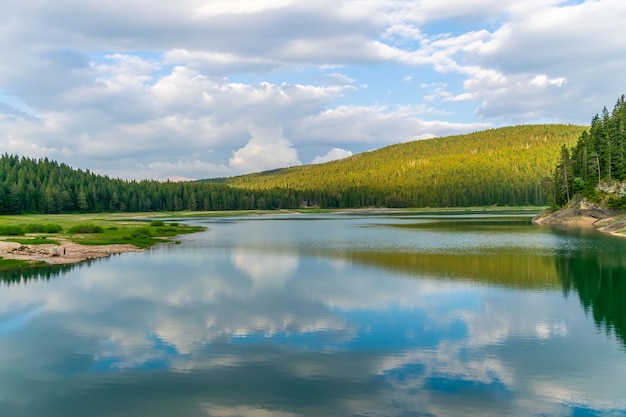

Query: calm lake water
[1,212,626,417]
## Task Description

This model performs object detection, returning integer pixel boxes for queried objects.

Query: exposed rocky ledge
[533,197,626,237]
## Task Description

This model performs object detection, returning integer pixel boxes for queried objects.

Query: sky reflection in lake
[1,213,625,417]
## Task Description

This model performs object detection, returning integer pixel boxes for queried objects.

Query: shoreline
[0,213,205,270]
[0,238,143,266]
[2,207,624,270]
[532,208,626,238]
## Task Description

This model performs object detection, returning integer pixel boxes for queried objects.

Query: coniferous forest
[552,95,626,207]
[1,124,585,214]
[221,124,583,208]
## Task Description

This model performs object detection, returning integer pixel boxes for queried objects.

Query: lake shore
[0,213,207,270]
[0,238,143,266]
[532,204,626,238]
[2,206,623,269]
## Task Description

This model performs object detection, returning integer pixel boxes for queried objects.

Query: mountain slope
[217,124,586,207]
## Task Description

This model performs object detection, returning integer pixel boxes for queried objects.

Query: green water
[1,212,625,416]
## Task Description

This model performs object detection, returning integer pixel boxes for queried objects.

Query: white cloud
[0,0,625,179]
[231,249,299,289]
[202,404,300,417]
[229,125,301,174]
[193,0,299,17]
[147,160,231,181]
[310,148,353,164]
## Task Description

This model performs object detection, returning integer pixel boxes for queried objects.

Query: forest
[220,124,584,208]
[552,95,626,207]
[0,124,584,214]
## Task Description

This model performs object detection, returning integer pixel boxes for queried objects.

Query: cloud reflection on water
[0,214,625,416]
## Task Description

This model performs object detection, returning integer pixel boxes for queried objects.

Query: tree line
[0,154,306,214]
[552,95,626,207]
[1,124,584,214]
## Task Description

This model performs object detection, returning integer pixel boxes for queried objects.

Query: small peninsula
[536,95,626,238]
[533,195,626,238]
[0,215,205,270]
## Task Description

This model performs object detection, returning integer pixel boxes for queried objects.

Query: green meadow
[0,213,205,269]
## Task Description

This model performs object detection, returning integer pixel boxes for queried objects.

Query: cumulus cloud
[147,160,231,181]
[229,125,301,174]
[0,0,624,179]
[310,148,353,164]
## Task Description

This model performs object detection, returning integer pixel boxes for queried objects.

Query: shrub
[608,195,626,209]
[43,223,63,233]
[68,224,104,234]
[8,236,61,245]
[25,223,45,233]
[0,225,25,236]
[156,227,177,234]
[150,220,165,227]
[130,227,152,238]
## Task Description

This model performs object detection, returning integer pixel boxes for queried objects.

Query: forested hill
[1,124,584,214]
[215,124,586,207]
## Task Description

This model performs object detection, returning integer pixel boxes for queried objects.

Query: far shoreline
[3,206,623,273]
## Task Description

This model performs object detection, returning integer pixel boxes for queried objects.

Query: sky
[1,0,625,181]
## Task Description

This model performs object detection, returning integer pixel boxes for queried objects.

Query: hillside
[1,124,585,214]
[216,124,586,208]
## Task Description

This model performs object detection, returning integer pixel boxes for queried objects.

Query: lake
[1,211,625,417]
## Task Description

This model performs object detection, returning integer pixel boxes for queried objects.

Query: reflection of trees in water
[558,253,626,349]
[0,261,96,286]
[323,249,561,289]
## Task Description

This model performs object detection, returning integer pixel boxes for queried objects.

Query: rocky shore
[532,197,626,237]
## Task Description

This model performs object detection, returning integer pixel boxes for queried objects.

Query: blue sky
[1,0,625,180]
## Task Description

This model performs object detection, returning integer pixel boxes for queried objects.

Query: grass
[7,236,61,245]
[0,213,206,250]
[0,257,43,270]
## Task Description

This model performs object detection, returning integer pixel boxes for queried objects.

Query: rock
[597,180,626,196]
[533,196,625,236]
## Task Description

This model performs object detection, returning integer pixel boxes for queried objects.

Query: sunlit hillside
[215,124,586,207]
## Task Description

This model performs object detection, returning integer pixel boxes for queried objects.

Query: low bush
[43,223,63,233]
[25,223,45,233]
[156,227,177,234]
[0,225,25,236]
[130,227,152,238]
[8,236,60,245]
[150,220,165,227]
[68,224,104,234]
[608,195,626,209]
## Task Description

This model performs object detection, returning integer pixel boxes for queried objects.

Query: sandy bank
[0,238,143,266]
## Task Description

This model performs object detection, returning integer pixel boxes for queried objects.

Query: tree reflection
[558,252,626,349]
[0,261,93,286]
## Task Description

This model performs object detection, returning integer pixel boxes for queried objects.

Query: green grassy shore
[0,212,205,270]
